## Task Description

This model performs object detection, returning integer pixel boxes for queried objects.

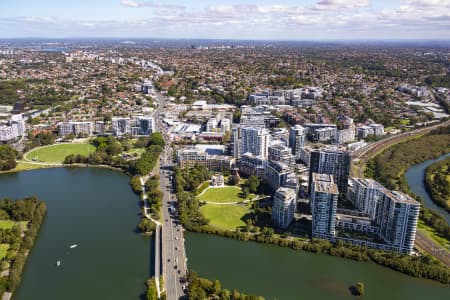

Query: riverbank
[0,197,46,299]
[425,156,450,213]
[186,232,450,300]
[366,126,450,249]
[175,168,450,284]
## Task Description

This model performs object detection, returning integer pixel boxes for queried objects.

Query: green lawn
[199,204,250,231]
[198,186,253,203]
[418,219,450,251]
[0,220,28,230]
[26,143,96,163]
[0,220,16,230]
[0,244,9,260]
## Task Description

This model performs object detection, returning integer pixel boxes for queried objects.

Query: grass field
[0,244,9,260]
[198,186,253,203]
[418,219,450,251]
[199,204,250,231]
[0,220,16,230]
[26,143,96,163]
[0,220,28,230]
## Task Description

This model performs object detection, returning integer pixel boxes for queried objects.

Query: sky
[0,0,449,40]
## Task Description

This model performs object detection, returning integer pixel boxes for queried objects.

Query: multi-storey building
[112,117,131,136]
[112,116,154,137]
[136,116,155,136]
[289,125,306,160]
[239,152,267,178]
[0,114,26,142]
[0,125,14,142]
[94,121,105,135]
[232,126,240,160]
[272,187,297,229]
[375,191,420,255]
[57,121,93,136]
[240,127,271,159]
[266,160,292,191]
[268,140,295,167]
[177,147,234,172]
[10,114,26,137]
[350,178,385,219]
[310,173,339,237]
[335,128,355,144]
[309,148,351,200]
[220,118,231,132]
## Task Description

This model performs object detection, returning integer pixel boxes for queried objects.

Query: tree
[241,187,250,199]
[213,279,221,295]
[355,282,365,296]
[138,219,156,233]
[247,175,260,193]
[228,175,239,186]
[0,145,18,171]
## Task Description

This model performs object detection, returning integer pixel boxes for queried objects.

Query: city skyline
[1,0,449,40]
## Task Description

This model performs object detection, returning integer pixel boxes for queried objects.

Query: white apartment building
[57,121,93,136]
[272,187,297,229]
[310,173,339,237]
[350,178,385,220]
[289,125,306,160]
[240,127,271,159]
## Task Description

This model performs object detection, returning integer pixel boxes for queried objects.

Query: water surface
[405,153,450,224]
[186,232,450,300]
[0,168,152,300]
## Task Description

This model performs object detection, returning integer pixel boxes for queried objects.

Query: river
[405,153,450,224]
[186,232,449,300]
[0,167,448,300]
[0,168,152,300]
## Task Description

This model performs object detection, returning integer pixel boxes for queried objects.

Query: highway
[152,82,188,299]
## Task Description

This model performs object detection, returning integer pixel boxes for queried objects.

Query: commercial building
[310,173,339,237]
[309,148,351,200]
[272,187,297,229]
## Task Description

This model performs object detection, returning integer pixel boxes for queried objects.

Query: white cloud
[121,0,142,8]
[1,1,449,39]
[315,0,370,10]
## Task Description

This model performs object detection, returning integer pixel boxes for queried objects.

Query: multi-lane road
[152,84,188,299]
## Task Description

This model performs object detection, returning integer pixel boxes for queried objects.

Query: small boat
[56,260,61,267]
[69,244,78,249]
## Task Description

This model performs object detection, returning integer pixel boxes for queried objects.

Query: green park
[25,143,96,163]
[197,183,260,231]
[199,203,250,231]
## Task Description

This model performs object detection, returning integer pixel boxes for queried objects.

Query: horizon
[1,0,449,40]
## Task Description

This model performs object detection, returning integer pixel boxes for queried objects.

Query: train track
[352,120,450,266]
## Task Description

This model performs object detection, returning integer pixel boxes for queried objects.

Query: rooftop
[312,173,339,194]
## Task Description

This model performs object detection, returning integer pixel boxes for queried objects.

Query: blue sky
[0,0,449,40]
